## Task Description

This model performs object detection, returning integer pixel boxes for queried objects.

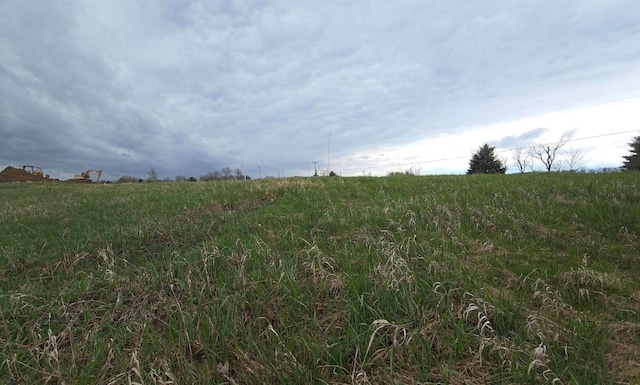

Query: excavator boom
[74,169,102,182]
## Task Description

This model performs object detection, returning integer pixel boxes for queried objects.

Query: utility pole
[328,128,331,174]
[312,161,318,176]
[258,166,261,179]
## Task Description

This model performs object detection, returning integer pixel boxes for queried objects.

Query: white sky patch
[331,97,640,176]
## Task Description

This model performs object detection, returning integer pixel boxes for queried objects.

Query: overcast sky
[2,1,640,181]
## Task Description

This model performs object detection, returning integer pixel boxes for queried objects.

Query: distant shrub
[387,166,421,176]
[116,175,138,183]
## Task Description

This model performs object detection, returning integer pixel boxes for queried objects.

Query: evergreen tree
[622,136,640,171]
[467,144,506,174]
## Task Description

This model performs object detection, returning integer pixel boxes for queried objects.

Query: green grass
[1,173,639,384]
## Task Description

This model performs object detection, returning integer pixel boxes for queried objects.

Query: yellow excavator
[74,169,102,182]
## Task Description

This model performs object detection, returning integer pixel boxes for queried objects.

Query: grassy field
[1,173,639,384]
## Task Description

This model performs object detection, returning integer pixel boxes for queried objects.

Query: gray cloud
[2,1,640,180]
[492,128,549,149]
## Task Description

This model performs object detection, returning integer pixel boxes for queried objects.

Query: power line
[335,129,638,172]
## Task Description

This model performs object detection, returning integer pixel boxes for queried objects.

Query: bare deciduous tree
[529,134,570,172]
[200,170,221,181]
[499,155,509,173]
[512,147,533,174]
[148,168,159,182]
[222,167,233,180]
[565,147,587,171]
[512,146,532,173]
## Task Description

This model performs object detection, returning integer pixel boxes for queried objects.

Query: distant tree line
[199,167,250,181]
[115,166,250,184]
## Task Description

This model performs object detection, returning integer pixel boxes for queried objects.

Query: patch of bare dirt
[606,321,640,383]
[0,166,51,183]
